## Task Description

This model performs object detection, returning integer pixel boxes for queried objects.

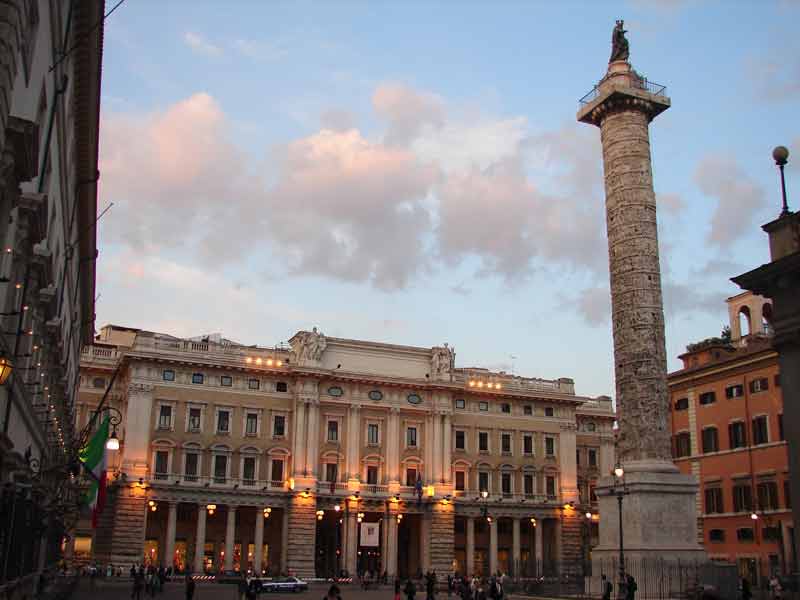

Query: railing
[148,474,289,490]
[579,77,667,105]
[80,345,120,360]
[316,481,349,494]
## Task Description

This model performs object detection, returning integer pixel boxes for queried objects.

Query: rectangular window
[192,373,204,385]
[455,398,465,409]
[576,449,581,465]
[757,481,779,511]
[189,408,202,432]
[733,484,753,512]
[524,405,532,416]
[699,391,716,405]
[524,435,533,455]
[775,374,781,388]
[328,421,339,442]
[163,369,175,382]
[701,428,719,453]
[366,466,378,485]
[785,480,791,509]
[725,384,744,399]
[524,474,534,496]
[273,415,286,437]
[674,432,691,458]
[674,397,689,411]
[245,413,258,436]
[455,430,465,450]
[479,401,488,412]
[749,378,769,393]
[217,410,230,433]
[752,415,769,445]
[705,487,724,514]
[242,457,256,484]
[501,472,512,495]
[501,433,511,454]
[590,484,597,502]
[248,379,260,390]
[729,422,747,449]
[184,453,198,481]
[545,437,555,456]
[546,476,556,498]
[455,471,465,491]
[158,405,172,429]
[478,472,489,492]
[406,468,418,487]
[736,528,755,542]
[368,423,379,445]
[589,449,598,467]
[479,432,489,452]
[326,463,338,483]
[271,459,284,482]
[709,529,725,542]
[221,375,232,387]
[501,403,511,414]
[407,427,417,447]
[213,455,228,484]
[276,381,288,392]
[154,451,168,479]
[778,414,784,441]
[545,407,554,417]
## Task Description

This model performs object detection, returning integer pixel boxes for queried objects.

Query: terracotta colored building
[668,292,795,585]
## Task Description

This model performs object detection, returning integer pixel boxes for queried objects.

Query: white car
[261,576,309,593]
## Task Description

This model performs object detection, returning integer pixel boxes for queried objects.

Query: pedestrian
[238,574,248,600]
[769,576,783,600]
[324,584,342,600]
[601,574,612,600]
[185,575,196,600]
[448,574,454,598]
[625,574,637,600]
[132,569,144,600]
[405,579,417,600]
[426,571,436,600]
[395,577,402,600]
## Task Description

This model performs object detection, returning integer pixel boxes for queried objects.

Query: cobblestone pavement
[70,578,399,600]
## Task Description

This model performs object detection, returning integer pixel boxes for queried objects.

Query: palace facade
[72,324,615,579]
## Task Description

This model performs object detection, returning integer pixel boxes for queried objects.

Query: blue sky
[95,0,800,399]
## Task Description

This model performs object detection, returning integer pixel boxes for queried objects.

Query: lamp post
[773,146,790,216]
[612,463,628,599]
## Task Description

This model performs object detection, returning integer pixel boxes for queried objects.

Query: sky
[95,0,800,400]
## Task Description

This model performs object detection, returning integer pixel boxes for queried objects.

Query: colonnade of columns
[462,516,551,577]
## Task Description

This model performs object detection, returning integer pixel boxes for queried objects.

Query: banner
[360,522,380,547]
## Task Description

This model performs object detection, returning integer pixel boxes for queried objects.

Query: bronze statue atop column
[610,20,629,63]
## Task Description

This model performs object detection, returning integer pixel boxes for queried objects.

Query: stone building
[73,324,615,578]
[0,0,103,594]
[668,292,795,584]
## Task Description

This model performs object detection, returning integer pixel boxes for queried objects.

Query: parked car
[261,576,308,593]
[216,570,244,584]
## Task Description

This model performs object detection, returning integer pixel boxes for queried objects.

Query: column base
[93,482,147,567]
[286,494,316,578]
[430,503,454,575]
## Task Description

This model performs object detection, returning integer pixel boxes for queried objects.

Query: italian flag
[80,414,110,528]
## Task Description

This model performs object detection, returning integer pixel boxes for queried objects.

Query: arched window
[738,306,751,337]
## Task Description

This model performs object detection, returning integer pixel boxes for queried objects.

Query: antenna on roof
[510,355,517,376]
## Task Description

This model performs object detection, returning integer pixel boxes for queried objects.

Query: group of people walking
[129,564,170,599]
[394,572,506,600]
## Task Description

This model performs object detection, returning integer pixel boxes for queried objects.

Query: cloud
[450,283,472,297]
[571,286,612,326]
[745,56,800,103]
[320,108,357,132]
[183,32,222,57]
[694,155,766,247]
[373,83,445,146]
[658,193,685,216]
[233,38,289,61]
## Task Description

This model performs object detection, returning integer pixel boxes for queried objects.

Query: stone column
[489,519,498,576]
[254,510,264,575]
[194,505,207,573]
[512,518,521,578]
[433,412,442,484]
[387,408,400,483]
[466,517,475,577]
[558,424,579,503]
[345,508,358,575]
[164,502,177,569]
[419,512,430,573]
[225,506,237,571]
[387,512,398,577]
[293,400,306,476]
[424,414,434,484]
[306,401,320,477]
[534,521,542,572]
[281,507,290,573]
[442,414,452,483]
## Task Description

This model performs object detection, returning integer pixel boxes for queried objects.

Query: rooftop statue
[610,19,629,63]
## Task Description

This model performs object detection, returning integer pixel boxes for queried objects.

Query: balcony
[579,78,667,106]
